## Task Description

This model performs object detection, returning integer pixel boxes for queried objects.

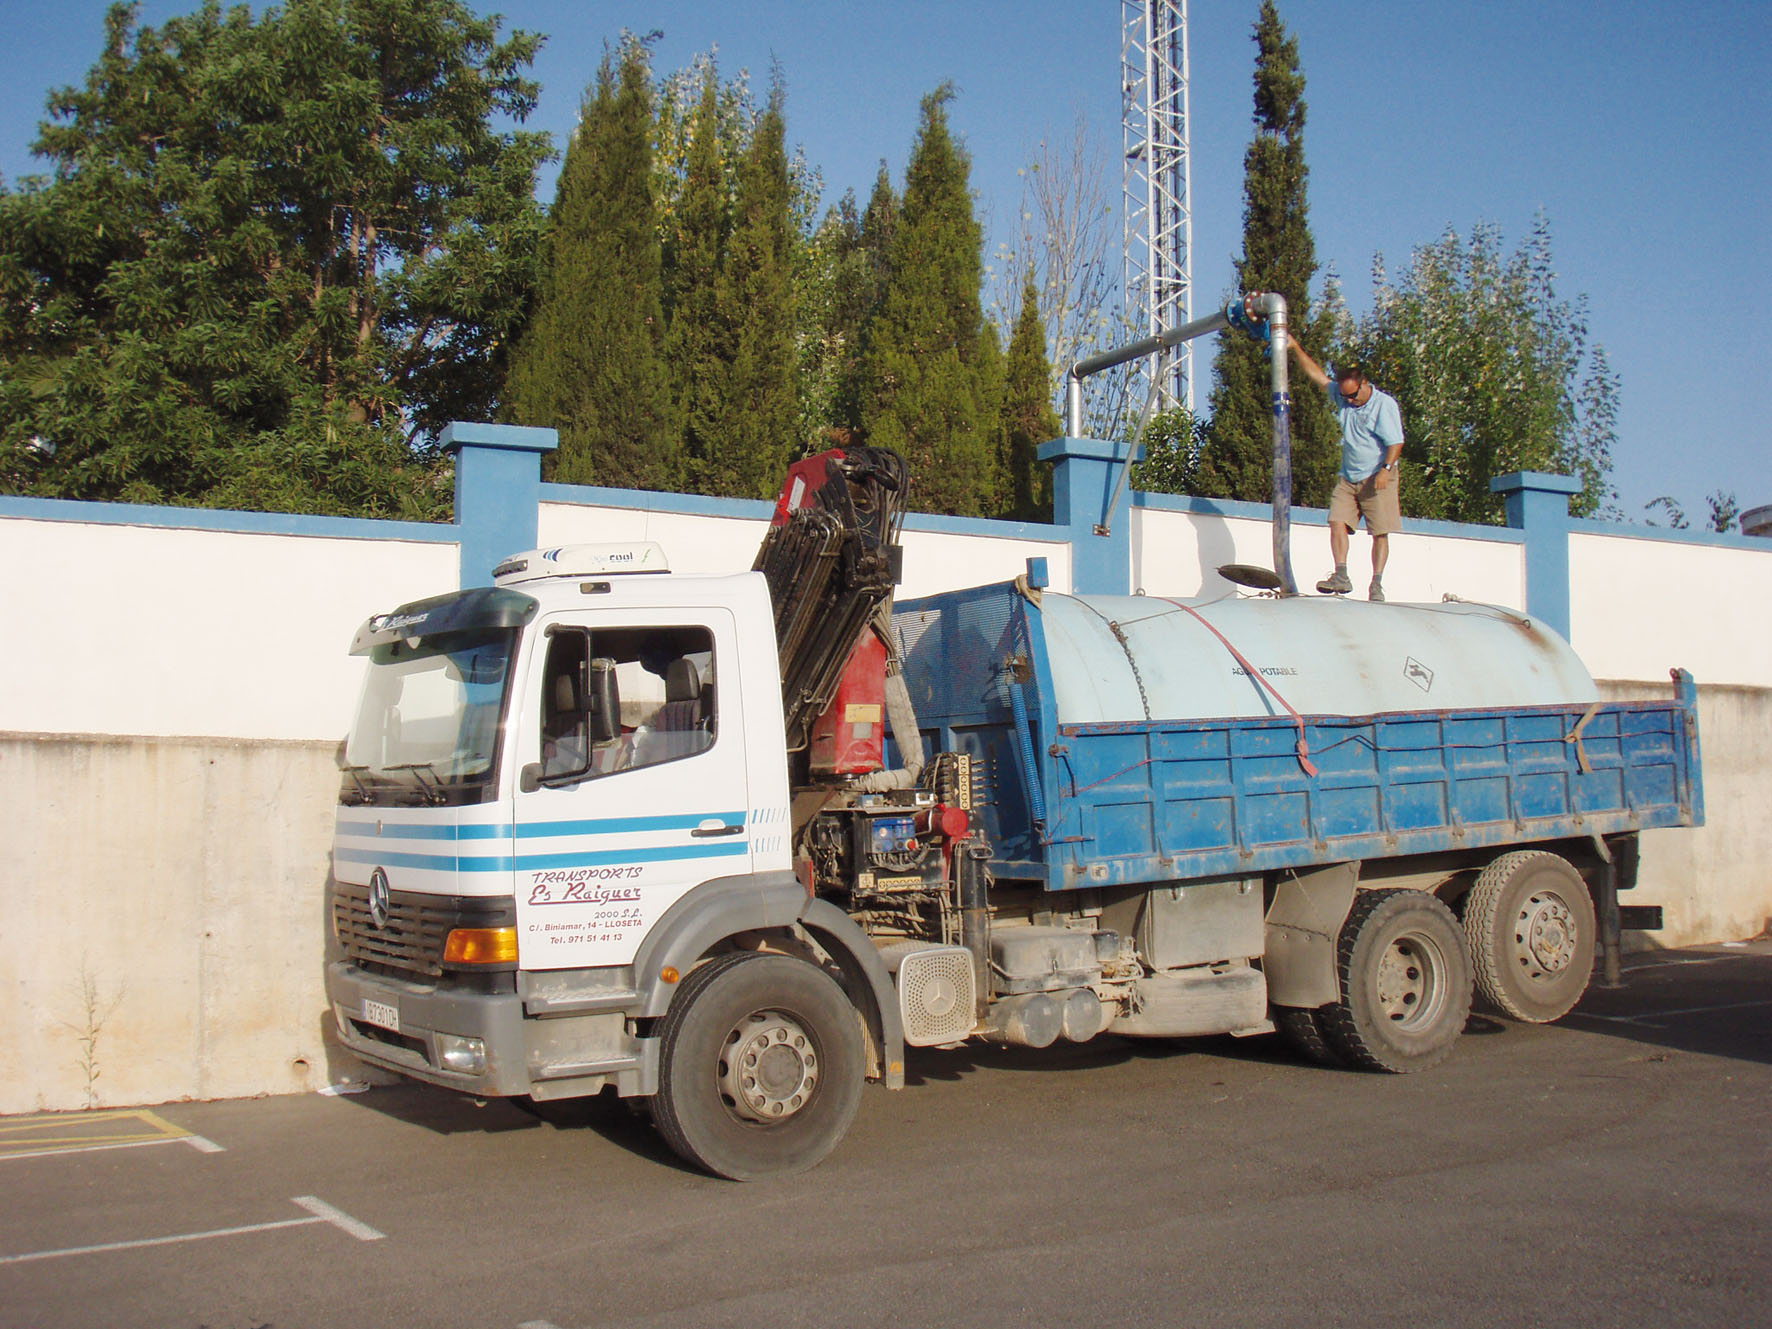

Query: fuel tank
[1038,593,1597,723]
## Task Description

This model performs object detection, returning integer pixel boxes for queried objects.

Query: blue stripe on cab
[335,812,746,841]
[334,840,750,873]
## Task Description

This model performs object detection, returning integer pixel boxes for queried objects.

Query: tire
[651,952,865,1181]
[1463,851,1596,1024]
[1321,889,1472,1074]
[1274,1006,1345,1067]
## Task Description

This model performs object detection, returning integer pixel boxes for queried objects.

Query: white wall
[1132,506,1526,607]
[0,518,455,740]
[538,499,1074,598]
[1570,532,1772,687]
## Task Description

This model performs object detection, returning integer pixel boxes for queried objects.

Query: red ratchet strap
[1157,598,1318,778]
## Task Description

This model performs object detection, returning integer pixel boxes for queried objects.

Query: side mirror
[588,657,620,745]
[520,762,544,794]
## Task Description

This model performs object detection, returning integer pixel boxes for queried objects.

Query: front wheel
[651,952,865,1180]
[1463,851,1596,1024]
[1322,889,1472,1074]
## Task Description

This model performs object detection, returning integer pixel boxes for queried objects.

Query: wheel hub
[719,1010,819,1123]
[1517,893,1577,975]
[1375,933,1446,1029]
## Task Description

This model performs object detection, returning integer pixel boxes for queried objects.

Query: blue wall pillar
[1492,471,1582,638]
[1037,435,1141,595]
[441,421,558,588]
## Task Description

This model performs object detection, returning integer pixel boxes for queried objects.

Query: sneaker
[1368,580,1385,603]
[1316,569,1352,595]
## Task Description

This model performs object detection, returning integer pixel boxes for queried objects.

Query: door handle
[690,822,745,838]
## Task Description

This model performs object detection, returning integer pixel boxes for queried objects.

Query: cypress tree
[665,67,731,492]
[976,320,1007,516]
[799,190,861,448]
[827,165,898,443]
[707,86,799,497]
[507,37,677,490]
[860,88,999,516]
[1001,276,1060,520]
[1195,0,1337,507]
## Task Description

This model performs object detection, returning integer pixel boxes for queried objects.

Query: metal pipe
[1245,291,1298,597]
[1063,292,1299,597]
[1064,307,1231,437]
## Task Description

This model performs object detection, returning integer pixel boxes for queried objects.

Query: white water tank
[1038,593,1597,724]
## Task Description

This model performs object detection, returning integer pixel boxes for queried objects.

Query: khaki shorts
[1329,471,1402,537]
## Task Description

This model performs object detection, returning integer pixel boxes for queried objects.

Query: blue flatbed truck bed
[895,580,1703,892]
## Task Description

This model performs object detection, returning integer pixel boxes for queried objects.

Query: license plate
[361,998,400,1033]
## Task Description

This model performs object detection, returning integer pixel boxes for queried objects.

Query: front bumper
[326,962,656,1099]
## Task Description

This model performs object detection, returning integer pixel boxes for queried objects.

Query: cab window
[538,625,716,782]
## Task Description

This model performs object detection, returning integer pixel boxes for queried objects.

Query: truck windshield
[340,628,516,807]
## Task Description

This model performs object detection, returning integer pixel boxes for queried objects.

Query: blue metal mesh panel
[894,583,1026,726]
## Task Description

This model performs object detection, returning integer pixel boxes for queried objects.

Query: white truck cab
[327,546,853,1135]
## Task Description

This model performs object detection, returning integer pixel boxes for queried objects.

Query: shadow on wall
[1135,512,1249,598]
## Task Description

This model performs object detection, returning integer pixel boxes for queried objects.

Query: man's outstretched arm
[1287,333,1329,390]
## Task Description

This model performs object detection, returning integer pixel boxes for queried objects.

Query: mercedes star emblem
[368,867,392,930]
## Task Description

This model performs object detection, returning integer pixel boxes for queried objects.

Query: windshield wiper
[387,762,448,806]
[339,763,374,806]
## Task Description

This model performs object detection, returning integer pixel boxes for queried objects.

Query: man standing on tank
[1287,335,1404,602]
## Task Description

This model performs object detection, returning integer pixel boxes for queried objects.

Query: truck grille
[332,882,515,979]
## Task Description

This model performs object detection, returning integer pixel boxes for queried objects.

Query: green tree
[663,66,731,491]
[1196,0,1338,508]
[797,190,861,450]
[506,35,677,490]
[823,165,898,444]
[1338,219,1618,523]
[859,88,999,516]
[0,0,548,516]
[706,86,799,497]
[1131,408,1205,497]
[1644,490,1735,533]
[1001,276,1060,520]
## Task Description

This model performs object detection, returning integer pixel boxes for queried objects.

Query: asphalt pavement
[4,941,1769,1329]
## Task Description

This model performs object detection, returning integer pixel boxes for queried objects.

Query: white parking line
[0,1133,223,1164]
[0,1196,384,1266]
[0,1108,222,1162]
[1576,998,1772,1027]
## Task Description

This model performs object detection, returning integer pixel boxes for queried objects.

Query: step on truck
[327,444,1701,1179]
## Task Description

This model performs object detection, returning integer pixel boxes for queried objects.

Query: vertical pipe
[1592,833,1623,989]
[958,844,992,1021]
[1261,297,1298,597]
[1065,372,1085,440]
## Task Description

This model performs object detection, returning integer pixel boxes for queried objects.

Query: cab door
[510,605,751,971]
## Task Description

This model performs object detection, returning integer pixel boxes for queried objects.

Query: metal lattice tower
[1122,0,1193,412]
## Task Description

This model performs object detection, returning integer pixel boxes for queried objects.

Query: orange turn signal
[660,966,681,984]
[443,926,519,965]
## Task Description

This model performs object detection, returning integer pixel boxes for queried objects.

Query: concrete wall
[1598,683,1772,946]
[1,503,459,1114]
[3,436,1766,1114]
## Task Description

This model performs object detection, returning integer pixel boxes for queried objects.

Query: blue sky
[2,0,1767,520]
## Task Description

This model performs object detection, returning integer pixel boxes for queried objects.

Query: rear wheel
[1275,1006,1344,1067]
[1463,851,1596,1023]
[1322,889,1472,1073]
[652,952,864,1180]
